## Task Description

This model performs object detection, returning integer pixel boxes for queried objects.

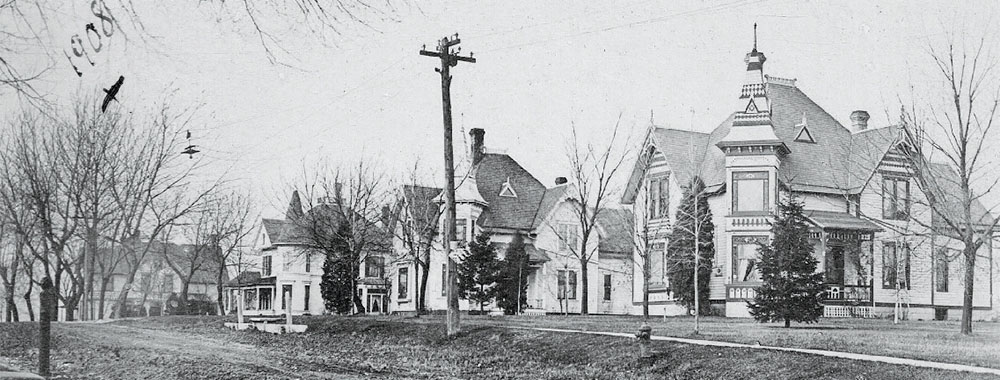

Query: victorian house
[622,37,996,320]
[390,128,633,315]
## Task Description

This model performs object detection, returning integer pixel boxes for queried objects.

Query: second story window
[454,218,468,243]
[649,242,666,287]
[556,223,579,252]
[365,256,385,278]
[732,171,769,213]
[882,177,910,220]
[305,253,312,273]
[648,176,670,219]
[262,256,272,276]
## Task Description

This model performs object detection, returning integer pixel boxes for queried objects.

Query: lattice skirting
[823,305,876,318]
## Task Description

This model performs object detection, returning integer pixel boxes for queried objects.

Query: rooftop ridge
[765,74,797,87]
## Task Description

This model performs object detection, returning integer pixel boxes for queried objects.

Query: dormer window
[499,177,517,197]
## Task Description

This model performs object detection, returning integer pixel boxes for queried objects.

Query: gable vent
[499,177,518,198]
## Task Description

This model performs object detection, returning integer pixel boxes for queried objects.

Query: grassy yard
[0,315,997,379]
[449,314,1000,369]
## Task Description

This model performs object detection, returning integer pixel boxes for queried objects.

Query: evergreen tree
[457,231,500,313]
[665,177,715,314]
[495,234,531,315]
[748,197,826,327]
[320,221,356,314]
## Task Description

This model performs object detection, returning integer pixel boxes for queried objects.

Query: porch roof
[224,271,276,288]
[525,244,551,263]
[804,210,882,232]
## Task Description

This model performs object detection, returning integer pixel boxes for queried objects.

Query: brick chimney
[850,110,870,132]
[555,177,568,185]
[470,128,485,164]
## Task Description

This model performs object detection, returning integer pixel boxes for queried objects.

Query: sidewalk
[521,327,1000,377]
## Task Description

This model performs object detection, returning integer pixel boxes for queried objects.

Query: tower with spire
[717,24,787,217]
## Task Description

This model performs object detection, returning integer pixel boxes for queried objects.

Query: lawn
[451,314,1000,369]
[0,315,997,379]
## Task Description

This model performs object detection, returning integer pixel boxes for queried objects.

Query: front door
[367,294,384,314]
[826,246,845,285]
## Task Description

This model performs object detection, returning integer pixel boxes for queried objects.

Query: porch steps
[823,305,875,318]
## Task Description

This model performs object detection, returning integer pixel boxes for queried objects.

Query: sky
[3,0,1000,218]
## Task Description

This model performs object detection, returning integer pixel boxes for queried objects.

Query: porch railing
[824,284,872,303]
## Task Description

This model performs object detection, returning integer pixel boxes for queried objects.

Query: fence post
[39,278,54,378]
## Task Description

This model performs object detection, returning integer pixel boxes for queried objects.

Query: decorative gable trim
[499,177,518,198]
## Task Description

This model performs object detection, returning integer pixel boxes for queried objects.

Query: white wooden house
[621,38,996,320]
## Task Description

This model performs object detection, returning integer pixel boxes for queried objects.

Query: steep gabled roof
[532,184,571,229]
[402,184,443,233]
[925,163,995,231]
[596,208,633,260]
[261,218,310,245]
[475,153,548,230]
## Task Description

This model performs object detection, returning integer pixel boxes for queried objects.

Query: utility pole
[420,34,475,337]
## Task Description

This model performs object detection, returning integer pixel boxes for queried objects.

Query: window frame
[731,236,767,283]
[732,171,769,214]
[647,175,670,220]
[262,256,272,277]
[881,176,911,220]
[557,270,578,300]
[365,256,385,278]
[603,274,612,301]
[935,248,949,293]
[881,242,911,290]
[455,218,468,243]
[556,223,579,252]
[649,242,666,288]
[398,267,409,300]
[303,285,311,311]
[305,253,312,273]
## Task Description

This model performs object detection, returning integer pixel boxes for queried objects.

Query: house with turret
[622,35,996,320]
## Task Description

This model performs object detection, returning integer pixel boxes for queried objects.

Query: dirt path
[53,323,384,380]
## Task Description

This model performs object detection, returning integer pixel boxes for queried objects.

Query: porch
[723,211,881,318]
[223,271,288,316]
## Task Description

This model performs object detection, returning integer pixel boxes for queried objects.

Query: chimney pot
[470,128,485,164]
[850,110,870,131]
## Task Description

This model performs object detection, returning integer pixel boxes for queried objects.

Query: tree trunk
[960,242,976,335]
[24,284,35,322]
[216,271,226,316]
[5,294,18,322]
[179,280,191,315]
[98,277,108,319]
[418,258,430,314]
[579,256,589,315]
[784,317,790,328]
[112,266,140,319]
[642,261,650,320]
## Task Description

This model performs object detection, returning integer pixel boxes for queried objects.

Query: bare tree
[290,159,392,313]
[390,160,441,314]
[895,36,1000,334]
[548,118,629,315]
[202,192,257,315]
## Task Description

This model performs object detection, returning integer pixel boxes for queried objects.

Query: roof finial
[753,23,758,51]
[650,109,654,125]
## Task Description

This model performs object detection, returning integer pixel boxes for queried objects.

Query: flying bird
[101,75,125,112]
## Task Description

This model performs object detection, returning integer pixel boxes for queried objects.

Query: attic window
[499,177,517,198]
[745,98,759,113]
[795,126,815,143]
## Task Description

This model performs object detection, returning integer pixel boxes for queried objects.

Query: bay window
[732,171,769,213]
[732,236,766,282]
